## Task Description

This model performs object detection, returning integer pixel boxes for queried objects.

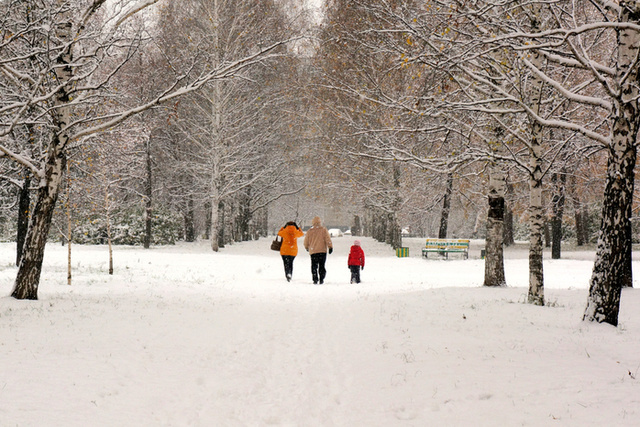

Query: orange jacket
[278,224,304,256]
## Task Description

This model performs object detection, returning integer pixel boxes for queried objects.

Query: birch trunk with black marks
[484,127,506,287]
[528,130,545,305]
[526,5,545,306]
[12,9,73,300]
[11,151,67,299]
[584,3,640,325]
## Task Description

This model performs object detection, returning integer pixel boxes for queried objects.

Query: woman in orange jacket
[278,221,304,282]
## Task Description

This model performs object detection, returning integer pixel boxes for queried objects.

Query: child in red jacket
[347,240,365,283]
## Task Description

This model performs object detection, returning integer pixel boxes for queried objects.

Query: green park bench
[422,238,470,260]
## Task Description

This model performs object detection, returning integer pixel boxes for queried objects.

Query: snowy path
[1,238,639,426]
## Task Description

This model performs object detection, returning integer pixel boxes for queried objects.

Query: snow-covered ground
[1,237,638,426]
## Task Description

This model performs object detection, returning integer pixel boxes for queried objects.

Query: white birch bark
[11,1,73,299]
[526,4,545,306]
[584,2,640,325]
[208,0,223,252]
[483,125,506,287]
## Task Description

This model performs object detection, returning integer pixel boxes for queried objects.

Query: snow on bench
[421,238,470,260]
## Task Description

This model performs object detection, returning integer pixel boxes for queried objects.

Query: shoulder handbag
[270,236,282,251]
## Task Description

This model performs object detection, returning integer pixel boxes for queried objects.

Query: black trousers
[281,255,295,278]
[349,265,361,283]
[310,253,327,283]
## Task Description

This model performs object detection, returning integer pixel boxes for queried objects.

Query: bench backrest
[425,239,470,249]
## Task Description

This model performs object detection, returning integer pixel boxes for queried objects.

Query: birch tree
[582,1,640,325]
[525,2,547,306]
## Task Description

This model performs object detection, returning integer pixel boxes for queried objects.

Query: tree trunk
[503,204,514,246]
[144,137,152,249]
[584,140,636,325]
[385,213,392,245]
[218,200,229,248]
[526,4,545,306]
[239,194,252,241]
[484,159,506,287]
[528,153,545,305]
[204,201,212,240]
[623,221,633,288]
[66,160,72,286]
[438,173,453,239]
[543,220,551,247]
[209,1,223,252]
[551,171,566,260]
[12,150,66,300]
[503,182,515,246]
[391,162,402,249]
[584,5,640,325]
[388,213,402,249]
[580,206,590,244]
[575,208,585,246]
[352,215,361,236]
[571,177,585,246]
[16,172,30,266]
[262,209,268,238]
[210,194,220,252]
[185,196,195,242]
[106,190,113,275]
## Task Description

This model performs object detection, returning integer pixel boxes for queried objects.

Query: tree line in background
[0,0,636,326]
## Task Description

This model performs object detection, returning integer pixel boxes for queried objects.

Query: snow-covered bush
[73,207,182,246]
